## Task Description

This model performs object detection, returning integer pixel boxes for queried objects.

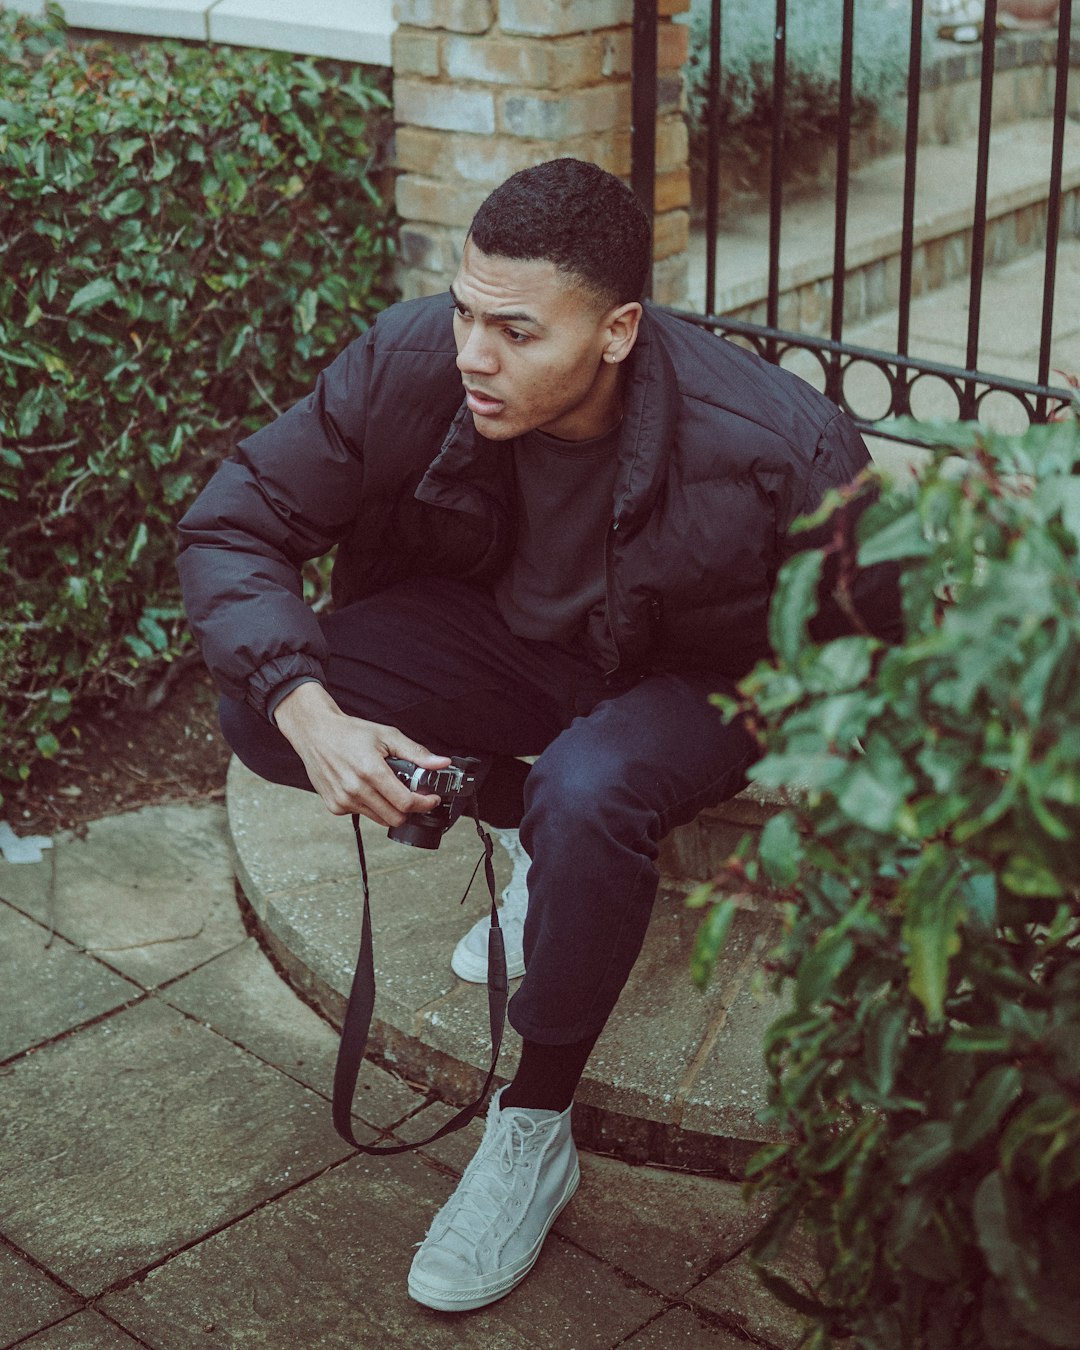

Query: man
[178,158,900,1313]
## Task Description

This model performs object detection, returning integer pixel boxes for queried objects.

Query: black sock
[500,1032,600,1114]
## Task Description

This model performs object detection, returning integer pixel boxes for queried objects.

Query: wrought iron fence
[631,0,1077,442]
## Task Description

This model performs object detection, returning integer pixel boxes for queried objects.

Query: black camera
[385,755,484,850]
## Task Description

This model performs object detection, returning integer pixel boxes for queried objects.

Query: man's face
[450,239,640,444]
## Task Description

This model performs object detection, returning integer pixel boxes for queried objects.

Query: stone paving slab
[0,901,140,1061]
[17,1310,145,1348]
[554,1152,769,1299]
[162,936,423,1121]
[0,1244,80,1346]
[622,1306,755,1348]
[689,1230,825,1350]
[99,1154,663,1349]
[0,997,351,1294]
[2,803,243,989]
[227,758,784,1170]
[0,799,818,1350]
[0,842,53,917]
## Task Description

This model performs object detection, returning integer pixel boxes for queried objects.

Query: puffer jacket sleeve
[785,409,904,646]
[177,328,375,718]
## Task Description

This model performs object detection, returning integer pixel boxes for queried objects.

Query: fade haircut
[467,158,652,309]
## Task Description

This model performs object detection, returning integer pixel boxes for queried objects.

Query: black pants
[221,578,758,1045]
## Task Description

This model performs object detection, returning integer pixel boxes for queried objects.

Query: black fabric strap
[331,806,507,1153]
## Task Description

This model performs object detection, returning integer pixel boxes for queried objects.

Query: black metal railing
[632,0,1076,440]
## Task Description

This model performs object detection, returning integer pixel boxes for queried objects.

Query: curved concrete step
[225,756,787,1174]
[688,116,1080,326]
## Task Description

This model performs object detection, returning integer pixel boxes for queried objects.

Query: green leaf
[137,614,169,652]
[857,508,933,566]
[748,750,848,793]
[891,1120,954,1185]
[104,187,145,217]
[296,287,318,335]
[67,277,120,314]
[864,1002,908,1098]
[959,870,997,931]
[684,880,715,910]
[1001,1097,1079,1177]
[65,575,89,609]
[973,1172,1039,1300]
[150,149,176,182]
[759,810,801,885]
[752,1265,832,1321]
[901,854,963,1025]
[113,135,146,167]
[795,932,854,1011]
[1002,853,1066,898]
[803,635,873,693]
[769,550,823,667]
[35,732,60,757]
[945,1026,1014,1055]
[124,635,154,661]
[954,1065,1023,1151]
[127,521,148,565]
[691,898,737,990]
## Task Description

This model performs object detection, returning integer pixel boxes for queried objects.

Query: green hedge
[0,8,395,794]
[693,417,1080,1348]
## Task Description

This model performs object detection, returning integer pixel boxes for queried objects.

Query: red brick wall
[392,0,690,305]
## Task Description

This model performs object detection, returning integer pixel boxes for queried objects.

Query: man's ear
[603,302,643,366]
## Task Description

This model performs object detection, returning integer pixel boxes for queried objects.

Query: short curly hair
[467,158,652,308]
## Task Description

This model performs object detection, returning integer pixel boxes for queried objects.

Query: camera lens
[387,812,445,850]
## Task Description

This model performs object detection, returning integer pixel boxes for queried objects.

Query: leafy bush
[683,0,916,208]
[694,417,1080,1348]
[0,7,394,794]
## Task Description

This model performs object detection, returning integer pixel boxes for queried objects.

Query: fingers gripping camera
[385,755,485,850]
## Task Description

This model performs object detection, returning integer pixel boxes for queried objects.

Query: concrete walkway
[0,800,817,1349]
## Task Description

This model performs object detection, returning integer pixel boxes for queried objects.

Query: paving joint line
[0,991,154,1074]
[87,1152,360,1304]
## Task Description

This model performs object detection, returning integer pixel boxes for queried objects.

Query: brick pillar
[392,0,691,307]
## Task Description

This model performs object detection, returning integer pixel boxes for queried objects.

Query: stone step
[915,29,1078,147]
[659,783,786,887]
[686,116,1080,329]
[690,27,1078,221]
[226,756,787,1173]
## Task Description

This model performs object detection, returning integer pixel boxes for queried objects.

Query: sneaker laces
[438,1113,540,1252]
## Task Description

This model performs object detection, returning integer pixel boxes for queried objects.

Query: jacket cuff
[247,653,327,720]
[266,676,324,725]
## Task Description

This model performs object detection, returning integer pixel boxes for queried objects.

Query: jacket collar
[613,302,680,528]
[415,303,680,524]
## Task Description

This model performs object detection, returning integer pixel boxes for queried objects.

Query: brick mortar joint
[397,77,632,95]
[394,22,629,39]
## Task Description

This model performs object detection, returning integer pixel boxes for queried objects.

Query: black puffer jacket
[177,295,901,717]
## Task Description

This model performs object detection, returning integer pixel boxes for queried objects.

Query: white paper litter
[0,821,54,864]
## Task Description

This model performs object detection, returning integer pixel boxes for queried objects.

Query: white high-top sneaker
[451,826,528,982]
[407,1086,579,1311]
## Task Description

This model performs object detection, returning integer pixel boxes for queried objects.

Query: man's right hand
[273,682,451,825]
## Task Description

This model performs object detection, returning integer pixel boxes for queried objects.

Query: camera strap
[331,804,507,1153]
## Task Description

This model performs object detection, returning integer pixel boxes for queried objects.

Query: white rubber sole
[407,1165,580,1312]
[450,931,526,983]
